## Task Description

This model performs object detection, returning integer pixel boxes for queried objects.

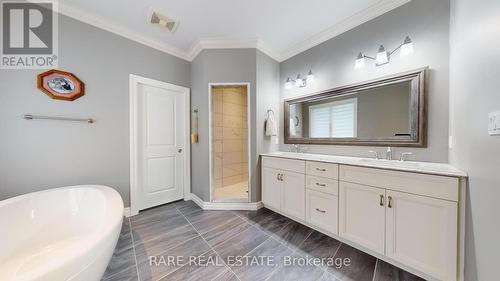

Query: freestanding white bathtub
[0,185,124,281]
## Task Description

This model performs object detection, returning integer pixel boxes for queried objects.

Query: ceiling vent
[149,10,179,33]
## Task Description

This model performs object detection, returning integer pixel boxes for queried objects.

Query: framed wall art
[37,69,85,101]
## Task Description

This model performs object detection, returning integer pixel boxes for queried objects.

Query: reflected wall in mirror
[285,68,427,146]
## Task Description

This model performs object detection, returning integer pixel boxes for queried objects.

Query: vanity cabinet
[339,181,386,254]
[339,165,458,281]
[262,157,306,220]
[261,154,465,281]
[262,167,282,210]
[385,190,458,281]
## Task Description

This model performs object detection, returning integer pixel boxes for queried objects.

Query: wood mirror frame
[284,67,427,147]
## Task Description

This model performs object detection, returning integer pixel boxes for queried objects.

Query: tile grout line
[128,216,142,281]
[316,240,344,278]
[172,204,244,281]
[372,259,379,281]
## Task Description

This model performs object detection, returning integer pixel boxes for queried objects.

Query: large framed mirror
[285,68,427,147]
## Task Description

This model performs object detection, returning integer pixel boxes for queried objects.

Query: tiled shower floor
[214,181,248,201]
[101,201,425,281]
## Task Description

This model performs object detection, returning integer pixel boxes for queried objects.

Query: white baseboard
[189,193,263,211]
[123,207,131,218]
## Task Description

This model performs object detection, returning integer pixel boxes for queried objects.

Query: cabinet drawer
[306,161,338,179]
[306,190,338,234]
[262,157,305,174]
[306,175,338,196]
[339,165,459,201]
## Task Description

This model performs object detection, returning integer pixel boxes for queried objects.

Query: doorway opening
[210,84,250,203]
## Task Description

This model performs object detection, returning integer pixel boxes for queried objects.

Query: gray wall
[190,49,257,202]
[449,0,500,280]
[189,49,280,202]
[280,0,450,162]
[0,15,190,206]
[255,50,281,201]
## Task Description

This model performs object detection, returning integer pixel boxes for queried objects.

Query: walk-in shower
[210,85,249,202]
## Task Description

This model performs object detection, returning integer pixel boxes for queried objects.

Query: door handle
[379,194,385,206]
[315,208,326,213]
[178,148,183,153]
[277,173,280,181]
[279,174,284,181]
[388,196,393,208]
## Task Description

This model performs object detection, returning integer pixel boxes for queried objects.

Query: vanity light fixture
[355,36,414,68]
[284,70,314,89]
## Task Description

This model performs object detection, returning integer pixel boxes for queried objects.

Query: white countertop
[260,152,467,178]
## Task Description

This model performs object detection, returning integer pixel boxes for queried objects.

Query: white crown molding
[186,39,281,62]
[278,0,411,62]
[57,0,410,63]
[58,2,191,61]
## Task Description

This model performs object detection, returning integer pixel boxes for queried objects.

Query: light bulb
[401,36,414,56]
[306,70,314,84]
[355,52,365,69]
[375,45,389,65]
[284,78,292,89]
[295,74,303,87]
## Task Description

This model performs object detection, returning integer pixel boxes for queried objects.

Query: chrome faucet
[290,144,301,153]
[386,147,392,160]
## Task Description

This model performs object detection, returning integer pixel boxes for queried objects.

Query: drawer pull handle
[316,168,327,172]
[315,208,326,213]
[379,194,385,206]
[315,182,326,187]
[388,196,393,208]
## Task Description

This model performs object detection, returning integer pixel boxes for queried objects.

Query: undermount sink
[358,158,422,168]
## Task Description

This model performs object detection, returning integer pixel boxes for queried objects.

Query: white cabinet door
[281,171,306,220]
[386,190,458,281]
[262,167,282,210]
[339,181,386,255]
[306,190,338,234]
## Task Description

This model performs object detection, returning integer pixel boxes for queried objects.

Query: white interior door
[131,76,189,214]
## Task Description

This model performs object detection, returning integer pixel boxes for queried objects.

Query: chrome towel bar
[23,114,94,124]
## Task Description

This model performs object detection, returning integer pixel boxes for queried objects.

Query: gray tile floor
[102,201,425,281]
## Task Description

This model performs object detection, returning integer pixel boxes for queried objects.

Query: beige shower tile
[223,90,243,105]
[222,166,241,178]
[214,179,223,189]
[223,175,243,187]
[213,113,223,127]
[242,171,249,179]
[223,102,242,117]
[213,164,223,180]
[213,153,222,167]
[213,126,223,140]
[213,140,223,153]
[241,128,248,139]
[240,163,248,173]
[223,139,242,152]
[223,152,242,165]
[213,99,223,113]
[223,127,242,139]
[223,115,243,128]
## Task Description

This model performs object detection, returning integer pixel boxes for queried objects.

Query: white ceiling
[59,0,410,61]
